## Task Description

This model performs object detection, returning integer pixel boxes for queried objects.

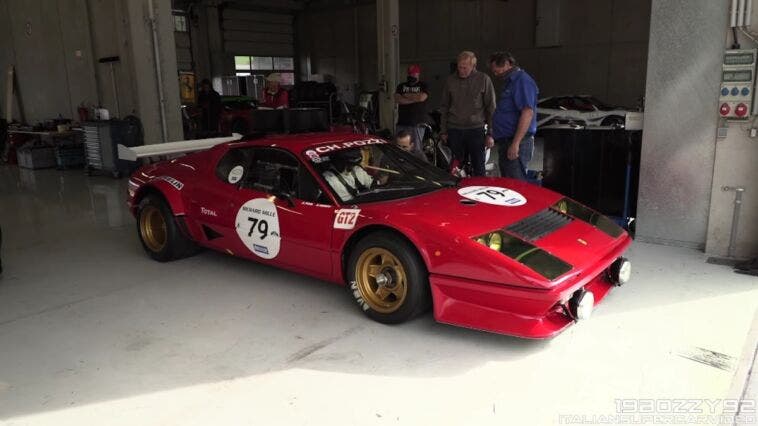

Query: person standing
[197,78,222,135]
[394,64,429,155]
[489,52,539,180]
[261,73,289,109]
[439,51,496,177]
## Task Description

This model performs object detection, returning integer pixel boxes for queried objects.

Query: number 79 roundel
[235,198,281,259]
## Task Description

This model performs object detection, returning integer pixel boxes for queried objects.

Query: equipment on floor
[17,143,56,169]
[83,116,143,178]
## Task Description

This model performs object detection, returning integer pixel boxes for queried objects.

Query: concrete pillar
[636,0,727,248]
[206,3,225,79]
[376,0,399,132]
[122,0,182,144]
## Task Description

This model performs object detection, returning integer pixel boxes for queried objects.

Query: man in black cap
[395,64,429,155]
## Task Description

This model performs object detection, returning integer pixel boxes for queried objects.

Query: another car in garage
[536,95,643,129]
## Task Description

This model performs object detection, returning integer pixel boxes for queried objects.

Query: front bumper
[430,237,631,339]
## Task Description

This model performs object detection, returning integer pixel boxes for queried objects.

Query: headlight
[472,231,573,280]
[608,257,631,286]
[555,199,568,214]
[475,232,502,251]
[569,289,594,321]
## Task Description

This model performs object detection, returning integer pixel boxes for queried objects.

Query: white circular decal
[228,165,244,184]
[457,186,527,206]
[235,198,281,259]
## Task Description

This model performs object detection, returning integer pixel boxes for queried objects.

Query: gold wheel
[139,205,168,253]
[355,248,408,314]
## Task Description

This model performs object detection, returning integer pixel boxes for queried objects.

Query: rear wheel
[137,194,197,262]
[346,232,430,324]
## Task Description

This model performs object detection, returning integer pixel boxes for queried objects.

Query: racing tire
[346,231,431,324]
[136,194,197,262]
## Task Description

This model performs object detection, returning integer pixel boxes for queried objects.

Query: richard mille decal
[235,198,281,259]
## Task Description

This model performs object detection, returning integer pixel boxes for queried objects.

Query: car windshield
[306,143,457,204]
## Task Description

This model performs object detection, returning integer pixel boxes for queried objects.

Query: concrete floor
[0,165,756,426]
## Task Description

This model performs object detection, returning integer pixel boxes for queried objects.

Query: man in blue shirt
[489,52,539,180]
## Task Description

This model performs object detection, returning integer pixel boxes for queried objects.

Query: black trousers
[447,127,486,176]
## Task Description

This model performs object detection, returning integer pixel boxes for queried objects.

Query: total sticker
[228,165,244,184]
[457,186,527,206]
[334,208,360,229]
[235,198,281,259]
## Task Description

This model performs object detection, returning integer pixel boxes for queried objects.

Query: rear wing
[117,133,242,161]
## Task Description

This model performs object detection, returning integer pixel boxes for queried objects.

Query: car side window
[215,147,253,185]
[245,148,329,204]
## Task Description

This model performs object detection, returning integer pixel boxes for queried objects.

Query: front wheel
[346,232,430,324]
[137,194,197,262]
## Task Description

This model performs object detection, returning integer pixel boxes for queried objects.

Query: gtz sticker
[156,176,184,190]
[235,198,281,259]
[334,209,360,229]
[457,186,527,206]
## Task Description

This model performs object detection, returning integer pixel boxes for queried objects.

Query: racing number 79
[247,217,268,239]
[476,189,506,200]
[475,189,521,205]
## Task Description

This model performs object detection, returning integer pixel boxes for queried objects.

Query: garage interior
[0,0,756,425]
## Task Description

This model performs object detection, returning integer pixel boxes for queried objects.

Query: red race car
[125,132,632,339]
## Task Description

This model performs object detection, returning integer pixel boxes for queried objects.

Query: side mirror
[272,187,295,207]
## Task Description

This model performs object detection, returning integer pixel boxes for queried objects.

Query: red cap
[407,64,421,75]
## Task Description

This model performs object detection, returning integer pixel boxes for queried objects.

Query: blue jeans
[447,127,486,176]
[496,135,534,180]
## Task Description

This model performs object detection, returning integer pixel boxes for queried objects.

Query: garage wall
[223,10,294,57]
[0,0,181,144]
[0,0,99,122]
[298,0,650,108]
[635,0,728,249]
[297,2,377,104]
[705,7,758,258]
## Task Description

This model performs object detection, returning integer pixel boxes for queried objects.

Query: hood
[368,177,563,237]
[360,177,629,287]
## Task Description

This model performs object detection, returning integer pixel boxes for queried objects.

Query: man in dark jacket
[197,78,222,135]
[439,51,496,176]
